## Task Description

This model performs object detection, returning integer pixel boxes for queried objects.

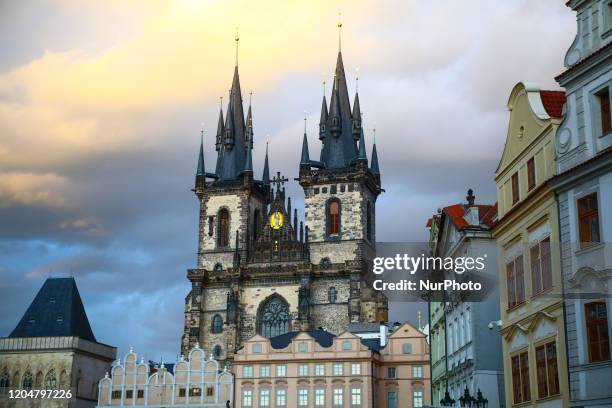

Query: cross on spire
[271,171,288,191]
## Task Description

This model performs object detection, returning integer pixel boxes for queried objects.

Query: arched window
[253,209,260,241]
[366,201,372,241]
[12,373,19,389]
[211,314,223,333]
[45,370,57,389]
[329,287,337,303]
[213,345,222,359]
[0,371,9,389]
[213,263,223,272]
[22,372,33,390]
[218,209,230,247]
[59,370,67,387]
[327,199,341,236]
[320,257,331,266]
[258,296,290,338]
[35,371,43,387]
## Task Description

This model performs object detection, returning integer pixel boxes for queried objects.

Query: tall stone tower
[182,45,387,364]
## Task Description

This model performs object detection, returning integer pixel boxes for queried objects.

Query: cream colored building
[493,82,569,408]
[233,323,430,408]
[0,278,117,408]
[96,345,233,407]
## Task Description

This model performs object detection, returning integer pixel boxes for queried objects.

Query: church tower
[182,33,387,364]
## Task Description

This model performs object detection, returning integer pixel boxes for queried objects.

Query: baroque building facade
[233,323,430,408]
[181,45,387,364]
[551,0,612,406]
[0,277,116,408]
[426,191,503,407]
[493,82,569,408]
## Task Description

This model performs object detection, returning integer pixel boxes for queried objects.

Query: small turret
[370,132,380,176]
[262,142,270,187]
[352,92,361,142]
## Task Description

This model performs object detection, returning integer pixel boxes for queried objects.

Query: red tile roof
[443,203,497,231]
[539,90,566,119]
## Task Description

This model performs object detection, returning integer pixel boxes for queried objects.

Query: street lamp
[440,390,455,406]
[474,389,488,408]
[459,387,474,407]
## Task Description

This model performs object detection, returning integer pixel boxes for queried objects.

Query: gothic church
[181,44,387,363]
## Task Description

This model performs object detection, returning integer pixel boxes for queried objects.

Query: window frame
[351,387,362,405]
[298,388,309,406]
[595,85,612,137]
[511,350,531,404]
[326,198,342,238]
[211,314,223,333]
[506,254,525,309]
[332,363,343,376]
[276,364,287,377]
[530,236,552,295]
[217,208,230,247]
[315,388,325,406]
[577,192,600,248]
[535,340,560,399]
[585,301,611,363]
[242,389,253,407]
[511,172,520,205]
[527,157,536,191]
[275,389,286,407]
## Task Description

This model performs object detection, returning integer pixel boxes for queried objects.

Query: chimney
[379,323,389,347]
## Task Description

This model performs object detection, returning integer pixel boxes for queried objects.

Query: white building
[552,1,612,406]
[97,345,233,407]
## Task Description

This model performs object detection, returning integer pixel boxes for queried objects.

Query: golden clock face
[269,211,283,230]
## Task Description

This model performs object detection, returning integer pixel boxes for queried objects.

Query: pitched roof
[269,329,335,349]
[539,90,566,118]
[9,277,96,342]
[443,203,496,231]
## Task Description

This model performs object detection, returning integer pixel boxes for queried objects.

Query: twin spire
[197,24,381,188]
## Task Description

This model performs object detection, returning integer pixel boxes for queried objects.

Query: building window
[333,363,343,376]
[211,314,223,333]
[21,372,33,390]
[276,364,287,377]
[260,389,270,407]
[536,341,560,398]
[315,364,325,376]
[260,365,270,377]
[213,345,222,358]
[506,255,525,308]
[315,388,325,406]
[276,389,286,406]
[206,386,214,397]
[511,172,519,204]
[218,208,230,247]
[137,389,144,398]
[44,370,57,389]
[0,372,9,389]
[189,387,201,397]
[597,86,611,136]
[298,341,308,352]
[208,216,214,236]
[125,389,133,399]
[112,390,121,399]
[387,391,397,408]
[527,157,536,191]
[413,390,423,408]
[412,366,423,378]
[342,340,352,351]
[402,343,412,354]
[366,201,372,241]
[327,199,341,236]
[298,389,308,406]
[351,363,361,375]
[179,388,186,397]
[243,366,253,378]
[578,193,600,247]
[511,351,531,404]
[252,343,262,353]
[387,367,396,379]
[259,296,290,338]
[531,237,552,294]
[299,364,309,377]
[242,389,252,407]
[585,302,611,362]
[253,209,260,241]
[329,287,337,303]
[333,388,344,406]
[351,388,362,405]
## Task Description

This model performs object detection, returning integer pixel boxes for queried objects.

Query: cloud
[0,0,576,359]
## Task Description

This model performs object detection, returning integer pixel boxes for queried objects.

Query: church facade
[181,46,387,364]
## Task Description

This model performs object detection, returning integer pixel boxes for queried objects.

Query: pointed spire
[370,128,380,175]
[287,197,292,223]
[215,98,224,151]
[357,123,367,161]
[352,91,361,141]
[319,93,328,141]
[196,127,205,175]
[245,93,254,148]
[262,139,270,186]
[300,131,310,165]
[243,130,253,173]
[293,209,298,239]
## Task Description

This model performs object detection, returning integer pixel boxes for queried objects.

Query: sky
[0,0,576,361]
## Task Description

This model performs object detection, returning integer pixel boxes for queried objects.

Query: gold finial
[337,13,343,52]
[234,27,240,66]
[200,122,204,143]
[249,91,253,106]
[355,67,360,92]
[304,110,307,133]
[219,96,223,110]
[373,127,376,144]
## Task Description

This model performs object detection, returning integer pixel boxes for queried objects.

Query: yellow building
[493,82,569,408]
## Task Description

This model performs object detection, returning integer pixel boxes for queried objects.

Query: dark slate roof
[270,329,335,349]
[360,338,383,352]
[9,277,96,342]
